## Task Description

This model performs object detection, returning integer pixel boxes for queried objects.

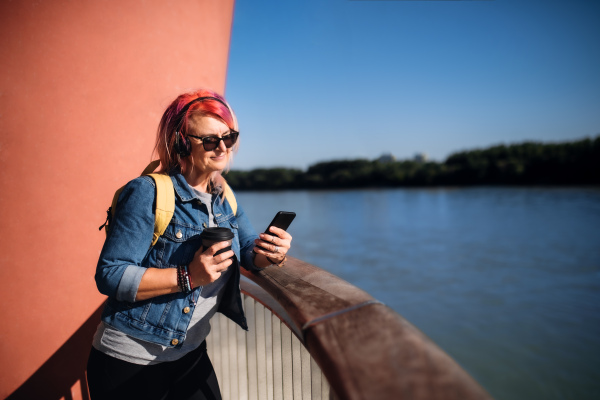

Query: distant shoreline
[226,136,600,190]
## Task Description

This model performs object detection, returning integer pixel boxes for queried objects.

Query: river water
[236,186,600,400]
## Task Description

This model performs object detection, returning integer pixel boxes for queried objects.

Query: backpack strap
[140,161,175,247]
[221,179,237,216]
[141,160,161,176]
[101,161,175,248]
[147,173,175,247]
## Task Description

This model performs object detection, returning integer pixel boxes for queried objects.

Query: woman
[87,89,292,400]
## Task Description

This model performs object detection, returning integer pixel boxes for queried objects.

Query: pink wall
[0,1,234,397]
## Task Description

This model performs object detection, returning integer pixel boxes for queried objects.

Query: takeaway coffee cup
[200,227,234,257]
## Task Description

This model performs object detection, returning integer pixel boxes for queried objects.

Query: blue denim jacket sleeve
[232,200,261,272]
[96,177,155,302]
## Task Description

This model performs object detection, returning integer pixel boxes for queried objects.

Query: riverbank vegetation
[226,136,600,190]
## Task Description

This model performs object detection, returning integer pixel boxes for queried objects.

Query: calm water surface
[237,187,600,400]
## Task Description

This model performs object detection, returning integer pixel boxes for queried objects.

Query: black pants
[86,341,221,400]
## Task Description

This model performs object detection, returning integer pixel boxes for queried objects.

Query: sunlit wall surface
[0,1,234,397]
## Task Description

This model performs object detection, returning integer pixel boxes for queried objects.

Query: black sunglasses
[187,131,239,151]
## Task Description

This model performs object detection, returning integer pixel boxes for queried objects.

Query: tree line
[225,136,600,190]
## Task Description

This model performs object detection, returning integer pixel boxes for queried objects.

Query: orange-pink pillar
[0,1,235,397]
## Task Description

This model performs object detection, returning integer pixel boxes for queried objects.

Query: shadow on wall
[6,303,104,400]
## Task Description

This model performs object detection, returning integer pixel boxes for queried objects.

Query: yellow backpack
[100,160,237,247]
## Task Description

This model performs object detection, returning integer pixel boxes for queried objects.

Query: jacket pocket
[107,297,152,324]
[154,219,202,267]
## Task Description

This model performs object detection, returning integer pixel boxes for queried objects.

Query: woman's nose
[217,138,228,151]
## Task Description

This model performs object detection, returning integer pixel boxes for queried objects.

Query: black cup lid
[200,227,234,241]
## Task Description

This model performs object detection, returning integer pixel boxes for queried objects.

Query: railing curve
[240,256,493,400]
[6,256,493,400]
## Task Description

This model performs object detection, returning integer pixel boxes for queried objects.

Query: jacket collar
[171,173,197,202]
[171,172,223,203]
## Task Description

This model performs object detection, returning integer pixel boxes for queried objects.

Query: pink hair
[153,89,239,181]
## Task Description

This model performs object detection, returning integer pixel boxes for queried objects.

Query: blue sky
[225,0,600,170]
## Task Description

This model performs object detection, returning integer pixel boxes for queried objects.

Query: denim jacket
[95,173,259,348]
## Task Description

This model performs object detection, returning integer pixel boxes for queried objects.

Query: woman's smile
[211,153,226,161]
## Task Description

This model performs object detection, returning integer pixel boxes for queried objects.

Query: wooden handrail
[241,256,493,400]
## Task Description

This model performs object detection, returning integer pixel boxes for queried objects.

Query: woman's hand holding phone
[253,211,295,268]
[253,226,292,266]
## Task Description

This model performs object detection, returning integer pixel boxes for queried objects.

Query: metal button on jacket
[183,307,190,314]
[171,338,179,346]
[176,230,183,239]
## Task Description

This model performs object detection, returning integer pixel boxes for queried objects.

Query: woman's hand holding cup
[188,242,233,287]
[188,227,235,287]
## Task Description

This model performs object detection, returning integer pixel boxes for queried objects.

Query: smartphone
[255,211,296,252]
[264,211,296,233]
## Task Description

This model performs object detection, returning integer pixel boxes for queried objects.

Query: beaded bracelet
[176,266,185,293]
[184,267,191,293]
[177,265,193,293]
[185,265,193,290]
